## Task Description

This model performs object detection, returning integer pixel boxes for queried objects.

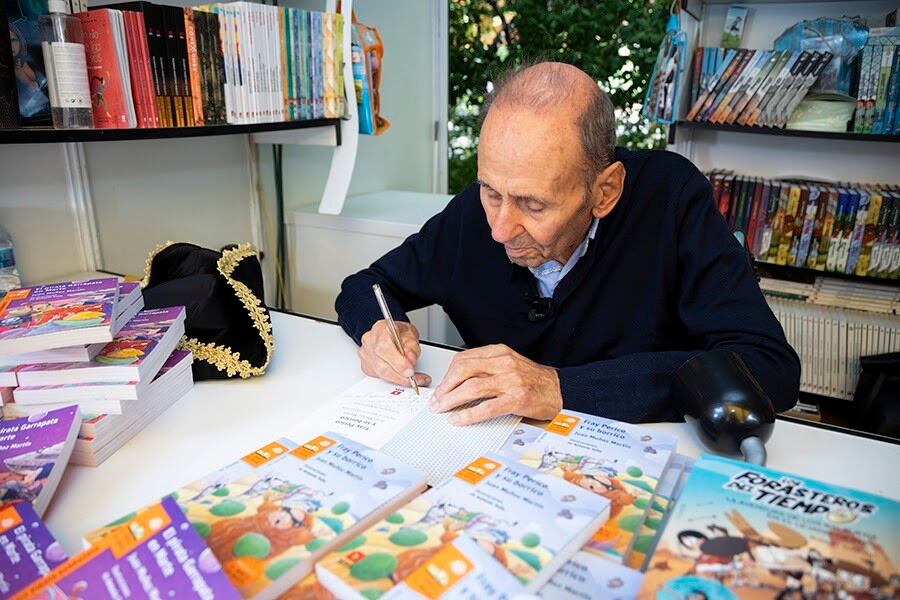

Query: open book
[293,377,522,486]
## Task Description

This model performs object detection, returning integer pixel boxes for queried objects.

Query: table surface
[44,311,900,553]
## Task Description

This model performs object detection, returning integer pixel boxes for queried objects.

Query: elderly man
[335,61,800,425]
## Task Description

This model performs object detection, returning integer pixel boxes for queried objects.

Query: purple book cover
[22,497,240,599]
[14,307,185,374]
[0,501,67,598]
[0,278,118,343]
[15,349,192,392]
[0,406,78,508]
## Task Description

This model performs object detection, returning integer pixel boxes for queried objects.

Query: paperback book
[0,278,119,356]
[539,550,644,600]
[637,454,899,599]
[499,410,677,563]
[0,404,80,516]
[88,433,427,599]
[0,501,68,598]
[13,306,186,386]
[316,453,610,596]
[15,496,240,599]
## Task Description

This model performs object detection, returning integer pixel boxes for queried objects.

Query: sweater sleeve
[334,194,464,345]
[557,170,801,423]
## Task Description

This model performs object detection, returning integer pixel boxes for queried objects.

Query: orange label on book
[291,435,337,461]
[454,456,500,484]
[403,542,474,598]
[0,505,23,534]
[93,502,172,559]
[10,546,106,600]
[242,440,291,467]
[0,288,29,314]
[546,412,581,436]
[223,556,266,587]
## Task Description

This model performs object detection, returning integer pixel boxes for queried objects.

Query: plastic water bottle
[0,227,20,299]
[39,0,93,129]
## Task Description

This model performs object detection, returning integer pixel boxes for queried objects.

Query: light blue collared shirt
[529,218,599,298]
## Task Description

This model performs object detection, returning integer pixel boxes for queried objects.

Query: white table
[45,311,900,554]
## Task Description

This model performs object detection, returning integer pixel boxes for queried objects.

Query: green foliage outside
[448,0,670,193]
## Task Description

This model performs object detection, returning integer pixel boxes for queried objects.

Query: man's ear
[590,161,625,219]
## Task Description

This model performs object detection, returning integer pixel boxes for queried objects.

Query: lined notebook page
[296,377,521,485]
[381,400,521,486]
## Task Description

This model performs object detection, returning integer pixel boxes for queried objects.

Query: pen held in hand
[372,283,420,395]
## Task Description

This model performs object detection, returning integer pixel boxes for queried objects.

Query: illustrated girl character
[91,75,110,117]
[677,526,754,584]
[561,463,636,518]
[0,463,50,503]
[207,495,316,563]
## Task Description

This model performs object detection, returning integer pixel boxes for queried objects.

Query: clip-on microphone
[528,297,554,322]
[671,349,776,466]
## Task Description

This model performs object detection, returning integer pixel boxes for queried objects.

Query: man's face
[478,104,596,268]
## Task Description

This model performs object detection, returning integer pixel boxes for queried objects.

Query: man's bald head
[480,61,617,187]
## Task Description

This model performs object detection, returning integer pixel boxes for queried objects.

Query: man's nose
[491,202,522,244]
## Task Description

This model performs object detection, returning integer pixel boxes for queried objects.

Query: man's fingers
[373,333,415,377]
[448,396,512,426]
[360,344,411,386]
[431,375,498,413]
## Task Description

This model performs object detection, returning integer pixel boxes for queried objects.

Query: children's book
[637,454,900,599]
[13,306,186,386]
[499,410,677,564]
[316,453,610,596]
[88,433,427,599]
[538,550,644,600]
[0,501,68,598]
[721,6,748,49]
[14,496,240,600]
[0,405,80,516]
[9,346,192,413]
[0,278,119,356]
[296,377,522,486]
[381,535,535,599]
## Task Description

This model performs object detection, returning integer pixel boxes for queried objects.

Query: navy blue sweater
[335,148,800,422]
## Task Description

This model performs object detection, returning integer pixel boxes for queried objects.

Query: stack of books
[853,27,900,135]
[0,277,190,466]
[707,172,900,279]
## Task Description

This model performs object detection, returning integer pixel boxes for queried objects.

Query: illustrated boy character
[0,462,50,502]
[677,526,753,584]
[560,463,636,518]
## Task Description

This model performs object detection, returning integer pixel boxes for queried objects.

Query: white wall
[0,0,438,294]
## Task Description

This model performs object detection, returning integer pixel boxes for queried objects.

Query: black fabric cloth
[335,148,800,422]
[142,243,269,380]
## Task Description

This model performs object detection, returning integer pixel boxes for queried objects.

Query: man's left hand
[429,344,563,425]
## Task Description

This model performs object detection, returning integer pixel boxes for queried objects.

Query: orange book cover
[183,8,204,126]
[77,9,132,129]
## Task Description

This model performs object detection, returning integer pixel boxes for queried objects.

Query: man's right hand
[358,320,432,388]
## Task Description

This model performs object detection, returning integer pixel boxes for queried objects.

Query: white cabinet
[287,190,464,346]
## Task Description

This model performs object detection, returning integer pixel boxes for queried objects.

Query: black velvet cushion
[141,242,273,380]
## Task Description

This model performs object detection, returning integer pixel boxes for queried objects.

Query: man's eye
[525,202,545,213]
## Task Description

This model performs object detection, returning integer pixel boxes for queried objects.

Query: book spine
[881,45,900,134]
[857,188,883,276]
[77,10,129,129]
[837,189,859,273]
[872,43,895,133]
[871,191,893,275]
[776,185,800,265]
[209,11,227,124]
[787,185,808,266]
[122,12,146,128]
[796,186,818,267]
[758,182,780,259]
[183,8,202,126]
[846,189,870,274]
[194,8,212,124]
[280,7,290,120]
[335,11,344,117]
[854,45,873,132]
[864,44,883,134]
[745,179,764,253]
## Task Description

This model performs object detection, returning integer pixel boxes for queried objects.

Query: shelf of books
[674,119,900,143]
[0,119,341,144]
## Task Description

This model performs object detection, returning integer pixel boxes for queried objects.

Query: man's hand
[430,344,562,426]
[358,320,432,388]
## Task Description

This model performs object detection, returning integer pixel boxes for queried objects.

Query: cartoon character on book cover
[638,455,899,599]
[0,441,60,504]
[93,310,178,364]
[318,456,603,595]
[502,414,675,563]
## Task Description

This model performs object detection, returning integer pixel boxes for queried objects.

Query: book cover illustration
[500,411,677,563]
[0,405,78,509]
[382,534,531,599]
[317,454,610,595]
[16,496,240,600]
[0,278,117,345]
[0,501,67,598]
[637,454,899,599]
[539,550,644,600]
[5,0,50,123]
[175,433,423,596]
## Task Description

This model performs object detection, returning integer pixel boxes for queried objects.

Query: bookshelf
[671,120,900,144]
[669,0,900,421]
[0,119,343,145]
